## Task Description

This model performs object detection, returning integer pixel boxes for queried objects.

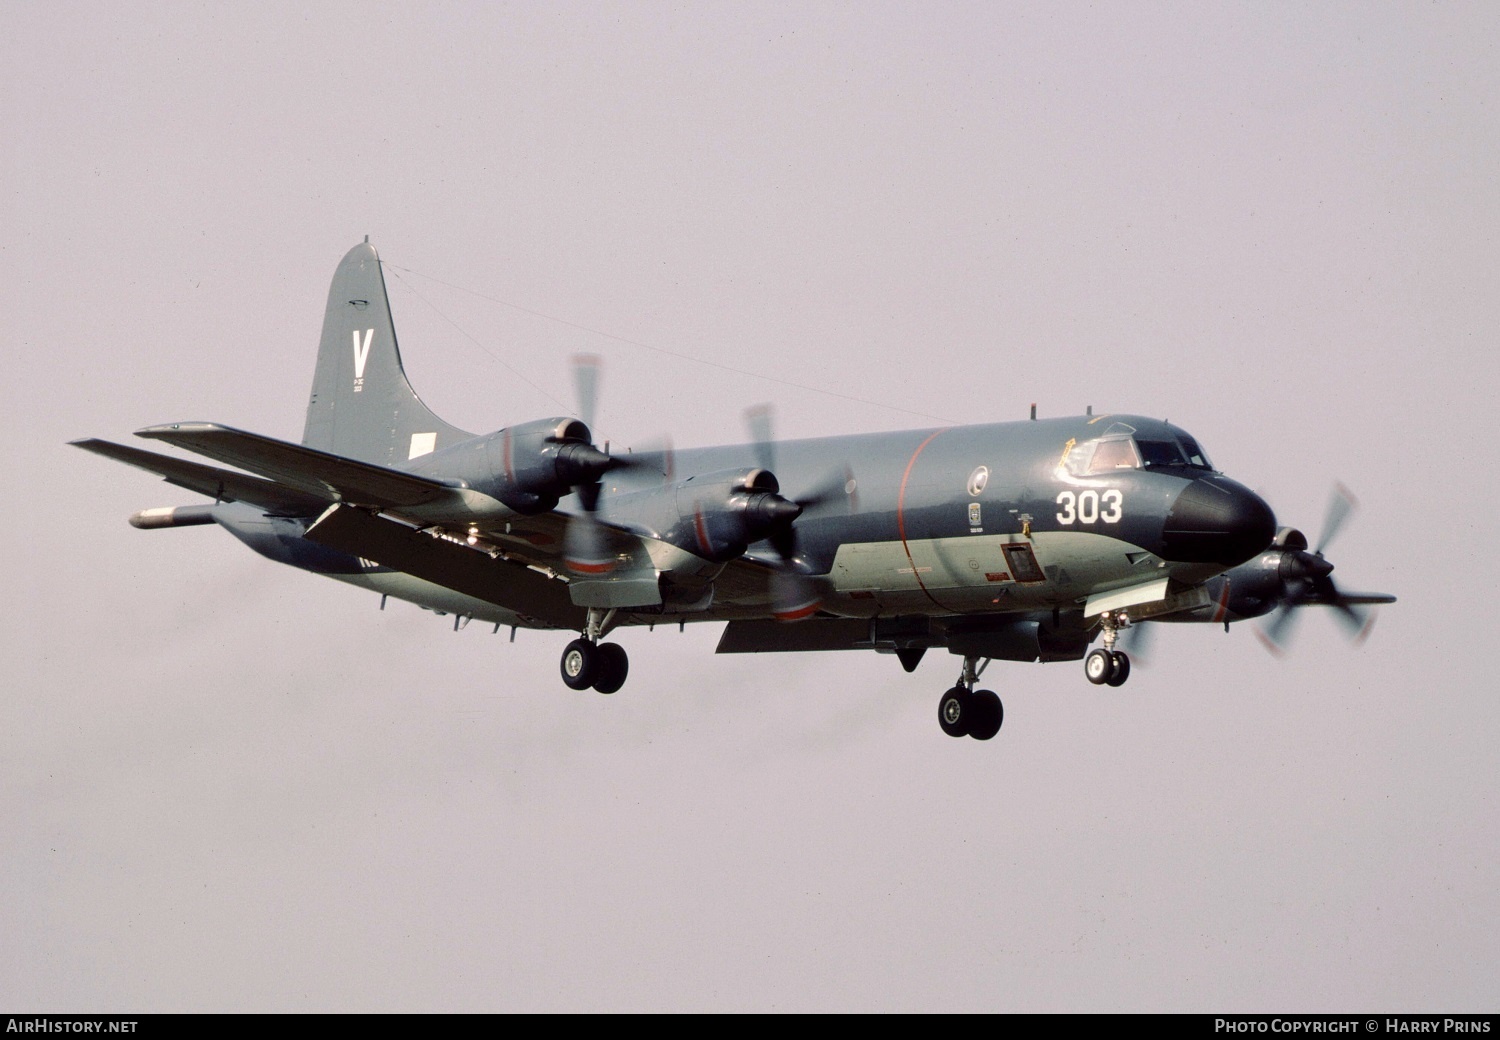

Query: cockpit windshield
[1177,435,1213,470]
[1136,439,1186,468]
[1065,430,1216,476]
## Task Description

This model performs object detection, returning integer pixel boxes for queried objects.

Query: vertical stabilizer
[302,241,475,465]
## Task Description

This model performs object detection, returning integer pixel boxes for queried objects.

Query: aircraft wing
[134,422,459,509]
[109,424,812,621]
[72,438,329,516]
[303,503,582,629]
[707,552,782,606]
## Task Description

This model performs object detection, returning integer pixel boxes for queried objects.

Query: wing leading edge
[72,438,328,516]
[134,422,460,509]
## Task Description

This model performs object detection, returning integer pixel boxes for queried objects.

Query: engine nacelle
[670,468,802,562]
[1213,551,1285,620]
[414,417,614,514]
[1215,534,1329,621]
[613,468,802,564]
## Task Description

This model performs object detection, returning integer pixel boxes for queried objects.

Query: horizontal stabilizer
[72,438,328,516]
[135,422,460,511]
[304,504,582,629]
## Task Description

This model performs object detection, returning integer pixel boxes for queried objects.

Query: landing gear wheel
[1106,650,1131,687]
[560,639,598,691]
[591,642,629,694]
[938,686,971,738]
[967,690,1003,741]
[1085,647,1116,685]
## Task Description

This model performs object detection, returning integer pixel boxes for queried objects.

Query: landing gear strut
[1085,611,1132,687]
[937,655,1003,741]
[560,608,630,694]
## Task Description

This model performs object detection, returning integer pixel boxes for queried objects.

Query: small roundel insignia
[967,465,989,496]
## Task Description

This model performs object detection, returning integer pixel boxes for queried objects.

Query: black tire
[967,690,1003,741]
[938,686,971,738]
[592,642,629,694]
[1106,650,1131,687]
[560,638,598,690]
[1085,647,1115,685]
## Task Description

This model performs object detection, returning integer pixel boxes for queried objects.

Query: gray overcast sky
[3,1,1496,1012]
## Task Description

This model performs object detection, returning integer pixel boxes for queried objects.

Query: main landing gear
[937,656,1003,741]
[1084,611,1131,687]
[560,608,629,694]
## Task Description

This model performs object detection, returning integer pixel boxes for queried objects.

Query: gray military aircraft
[75,241,1395,740]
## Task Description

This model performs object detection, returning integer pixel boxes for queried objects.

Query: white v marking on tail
[352,329,375,381]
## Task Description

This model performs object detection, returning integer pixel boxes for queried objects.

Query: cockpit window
[1089,438,1140,473]
[1137,437,1216,470]
[1136,439,1187,468]
[1062,431,1215,476]
[1064,436,1141,476]
[1177,435,1213,470]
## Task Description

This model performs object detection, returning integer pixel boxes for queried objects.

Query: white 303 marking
[1055,489,1123,525]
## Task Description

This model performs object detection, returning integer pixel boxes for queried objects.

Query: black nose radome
[1160,476,1276,566]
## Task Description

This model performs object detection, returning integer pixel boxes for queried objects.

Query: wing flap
[72,438,329,516]
[716,617,870,653]
[304,503,582,629]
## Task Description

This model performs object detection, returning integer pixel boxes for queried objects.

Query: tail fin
[302,240,474,465]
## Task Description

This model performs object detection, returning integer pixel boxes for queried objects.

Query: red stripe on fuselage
[896,429,958,613]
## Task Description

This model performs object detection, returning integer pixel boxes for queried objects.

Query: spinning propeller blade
[562,354,619,574]
[1257,484,1392,655]
[740,404,856,621]
[1116,619,1155,668]
[571,353,601,432]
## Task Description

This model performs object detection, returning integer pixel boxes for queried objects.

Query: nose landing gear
[1085,611,1132,687]
[937,656,1003,741]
